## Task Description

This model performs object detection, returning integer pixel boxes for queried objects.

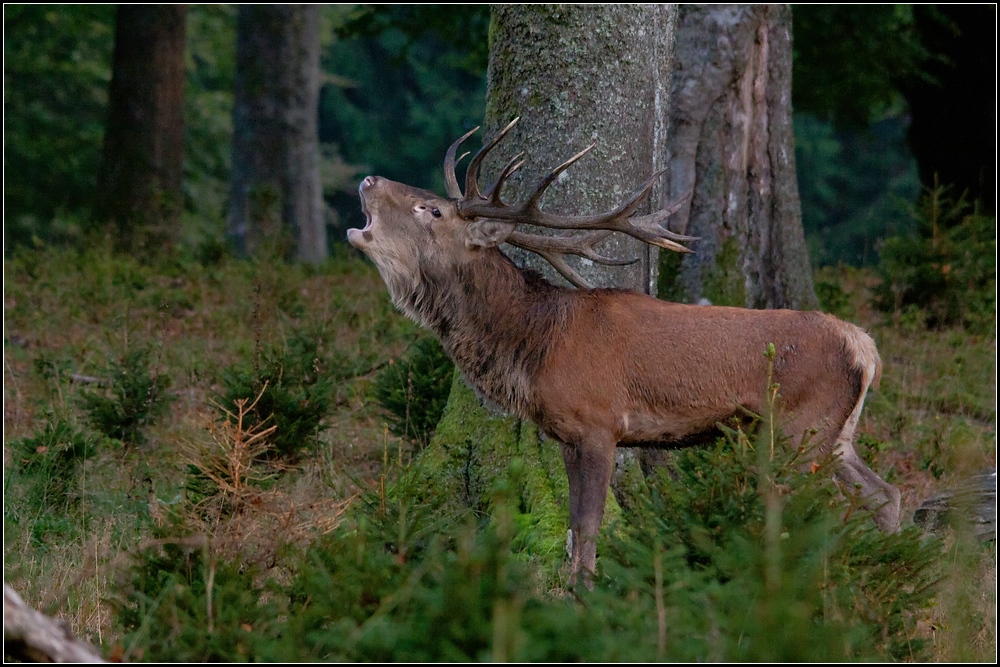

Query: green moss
[411,371,521,513]
[657,247,685,302]
[703,235,747,307]
[412,370,628,580]
[509,420,570,559]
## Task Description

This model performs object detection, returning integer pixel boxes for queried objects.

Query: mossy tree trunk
[227,5,326,263]
[96,5,186,256]
[659,5,817,310]
[416,6,679,576]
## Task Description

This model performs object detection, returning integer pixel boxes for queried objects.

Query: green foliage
[79,347,172,446]
[3,5,238,258]
[600,435,939,661]
[118,540,279,662]
[180,5,238,255]
[4,417,101,547]
[814,277,853,319]
[336,5,490,76]
[373,337,455,447]
[795,113,920,266]
[7,418,97,511]
[120,424,943,662]
[321,4,488,233]
[873,183,996,331]
[792,5,929,129]
[3,5,115,246]
[215,327,350,460]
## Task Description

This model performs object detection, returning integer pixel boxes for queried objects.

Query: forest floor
[3,247,995,661]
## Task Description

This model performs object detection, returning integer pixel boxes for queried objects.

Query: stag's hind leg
[829,395,901,532]
[787,362,901,532]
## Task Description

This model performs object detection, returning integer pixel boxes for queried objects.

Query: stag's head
[348,118,695,294]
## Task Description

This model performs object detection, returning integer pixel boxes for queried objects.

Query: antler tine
[507,229,635,265]
[443,124,699,282]
[483,153,525,205]
[535,252,594,289]
[444,126,480,198]
[628,191,698,243]
[525,143,596,211]
[506,229,640,289]
[464,117,520,201]
[509,235,632,288]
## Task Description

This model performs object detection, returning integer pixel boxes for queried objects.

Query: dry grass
[3,247,410,646]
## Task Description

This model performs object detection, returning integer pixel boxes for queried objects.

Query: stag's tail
[842,321,882,392]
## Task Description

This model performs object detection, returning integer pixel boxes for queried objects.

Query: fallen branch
[913,469,996,541]
[3,583,105,663]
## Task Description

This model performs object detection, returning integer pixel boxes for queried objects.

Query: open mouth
[355,180,375,232]
[348,181,375,247]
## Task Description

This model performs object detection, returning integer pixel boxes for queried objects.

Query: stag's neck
[404,249,566,417]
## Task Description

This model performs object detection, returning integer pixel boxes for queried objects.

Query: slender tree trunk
[97,5,186,255]
[660,4,817,310]
[227,5,326,262]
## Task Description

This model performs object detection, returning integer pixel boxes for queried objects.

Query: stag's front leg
[561,434,616,589]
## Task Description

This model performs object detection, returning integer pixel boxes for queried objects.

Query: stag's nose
[360,175,378,191]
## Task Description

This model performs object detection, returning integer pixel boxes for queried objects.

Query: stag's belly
[616,408,748,447]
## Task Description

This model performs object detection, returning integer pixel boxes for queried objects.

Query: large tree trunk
[417,7,679,580]
[419,5,818,582]
[485,4,679,295]
[96,5,186,255]
[227,5,326,262]
[660,5,817,310]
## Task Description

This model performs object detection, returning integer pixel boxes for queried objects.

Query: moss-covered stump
[408,371,630,580]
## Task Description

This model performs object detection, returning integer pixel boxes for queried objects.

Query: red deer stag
[347,118,901,585]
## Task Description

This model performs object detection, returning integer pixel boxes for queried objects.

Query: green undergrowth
[372,335,454,448]
[116,422,953,662]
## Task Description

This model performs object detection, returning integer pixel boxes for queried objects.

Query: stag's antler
[443,117,696,288]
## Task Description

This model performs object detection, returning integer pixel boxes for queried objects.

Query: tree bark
[96,5,186,255]
[227,5,326,262]
[660,5,817,310]
[484,4,679,295]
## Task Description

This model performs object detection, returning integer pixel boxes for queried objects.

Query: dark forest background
[5,5,994,266]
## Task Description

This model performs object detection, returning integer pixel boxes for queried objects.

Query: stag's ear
[466,219,516,249]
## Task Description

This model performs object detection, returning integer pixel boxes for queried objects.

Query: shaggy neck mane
[401,248,567,417]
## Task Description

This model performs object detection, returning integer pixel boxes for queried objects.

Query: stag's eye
[431,208,442,218]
